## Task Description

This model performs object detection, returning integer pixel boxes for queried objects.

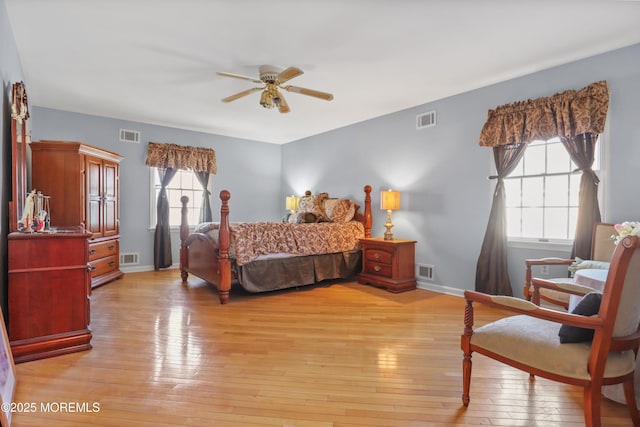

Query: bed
[179,185,373,303]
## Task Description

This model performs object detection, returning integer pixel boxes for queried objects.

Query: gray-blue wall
[1,0,25,314]
[29,108,283,270]
[282,43,640,297]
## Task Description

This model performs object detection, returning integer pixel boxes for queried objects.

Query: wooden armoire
[30,140,124,288]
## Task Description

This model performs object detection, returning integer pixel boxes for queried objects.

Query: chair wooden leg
[583,386,602,427]
[461,299,474,407]
[462,351,471,407]
[623,377,640,426]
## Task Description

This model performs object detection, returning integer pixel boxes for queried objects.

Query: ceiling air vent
[119,128,140,143]
[416,110,436,130]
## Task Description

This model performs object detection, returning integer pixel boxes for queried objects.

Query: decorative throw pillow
[558,292,602,343]
[324,198,356,223]
[296,192,328,221]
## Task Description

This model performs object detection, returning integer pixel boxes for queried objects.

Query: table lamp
[285,195,300,213]
[380,189,400,240]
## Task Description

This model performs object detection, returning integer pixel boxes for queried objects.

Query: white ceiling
[5,1,640,144]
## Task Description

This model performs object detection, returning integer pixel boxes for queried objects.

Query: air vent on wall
[417,263,434,280]
[119,128,140,143]
[120,252,139,265]
[416,110,436,129]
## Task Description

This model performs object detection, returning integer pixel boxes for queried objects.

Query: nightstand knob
[374,253,381,259]
[374,266,382,272]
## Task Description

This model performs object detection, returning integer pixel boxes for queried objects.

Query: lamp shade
[380,190,400,211]
[285,195,300,212]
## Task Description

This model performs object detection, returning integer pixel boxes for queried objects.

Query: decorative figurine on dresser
[7,83,94,362]
[30,140,124,288]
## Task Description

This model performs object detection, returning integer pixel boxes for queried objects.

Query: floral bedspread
[193,221,365,266]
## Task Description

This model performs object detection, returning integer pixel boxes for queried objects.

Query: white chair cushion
[471,315,636,380]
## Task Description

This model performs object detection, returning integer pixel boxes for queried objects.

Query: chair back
[592,222,617,262]
[601,236,640,338]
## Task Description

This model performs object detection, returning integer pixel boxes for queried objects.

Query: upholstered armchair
[524,222,616,309]
[461,235,640,427]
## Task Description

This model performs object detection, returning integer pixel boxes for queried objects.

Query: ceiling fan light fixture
[260,89,273,109]
[218,64,333,113]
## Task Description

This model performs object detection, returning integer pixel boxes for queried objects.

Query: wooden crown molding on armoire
[30,140,124,288]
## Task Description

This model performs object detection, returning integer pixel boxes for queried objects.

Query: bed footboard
[180,190,232,304]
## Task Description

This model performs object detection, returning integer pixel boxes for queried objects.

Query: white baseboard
[417,279,465,298]
[120,263,179,274]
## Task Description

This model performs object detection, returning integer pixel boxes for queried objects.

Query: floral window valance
[145,142,217,174]
[479,80,609,147]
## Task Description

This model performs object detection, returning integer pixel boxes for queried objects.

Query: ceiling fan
[217,65,334,113]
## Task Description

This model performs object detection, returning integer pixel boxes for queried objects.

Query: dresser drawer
[364,248,393,265]
[365,261,392,278]
[89,239,118,261]
[89,255,117,277]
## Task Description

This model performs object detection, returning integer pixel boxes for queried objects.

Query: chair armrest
[524,258,575,301]
[464,290,604,330]
[531,278,597,296]
[525,257,574,267]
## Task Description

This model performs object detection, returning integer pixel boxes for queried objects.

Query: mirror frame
[9,82,29,232]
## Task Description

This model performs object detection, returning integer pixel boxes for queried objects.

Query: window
[505,137,601,242]
[149,168,206,228]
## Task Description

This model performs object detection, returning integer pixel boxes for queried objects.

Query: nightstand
[358,237,417,293]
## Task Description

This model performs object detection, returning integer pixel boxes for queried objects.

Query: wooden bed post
[363,185,372,238]
[179,196,190,281]
[217,190,232,304]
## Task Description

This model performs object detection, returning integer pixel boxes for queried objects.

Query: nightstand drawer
[365,261,392,277]
[364,248,393,265]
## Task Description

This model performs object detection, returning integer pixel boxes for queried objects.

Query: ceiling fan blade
[276,91,290,113]
[216,71,262,84]
[283,85,334,101]
[277,67,303,84]
[221,87,262,103]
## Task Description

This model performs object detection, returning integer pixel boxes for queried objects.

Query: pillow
[323,198,356,223]
[568,257,611,277]
[295,192,329,221]
[287,212,319,224]
[558,292,602,343]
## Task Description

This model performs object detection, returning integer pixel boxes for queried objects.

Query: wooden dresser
[30,140,124,288]
[358,237,417,293]
[8,231,92,363]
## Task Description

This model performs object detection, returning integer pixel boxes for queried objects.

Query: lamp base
[383,210,394,240]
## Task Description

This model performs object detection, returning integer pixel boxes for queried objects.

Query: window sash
[505,137,602,242]
[149,168,208,228]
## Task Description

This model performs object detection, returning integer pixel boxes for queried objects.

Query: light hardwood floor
[10,270,636,426]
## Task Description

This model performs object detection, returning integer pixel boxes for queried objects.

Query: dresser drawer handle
[373,253,381,259]
[89,249,97,255]
[109,261,115,266]
[108,245,115,250]
[374,266,382,272]
[88,265,96,272]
